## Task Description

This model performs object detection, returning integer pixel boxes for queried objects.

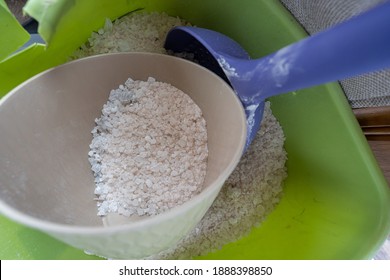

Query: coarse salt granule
[89,77,208,217]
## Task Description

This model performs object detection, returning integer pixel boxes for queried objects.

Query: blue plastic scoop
[165,2,390,149]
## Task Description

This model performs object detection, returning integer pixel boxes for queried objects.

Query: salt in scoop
[165,1,390,149]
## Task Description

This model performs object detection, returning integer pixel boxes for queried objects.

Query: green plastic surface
[0,0,30,61]
[1,0,389,260]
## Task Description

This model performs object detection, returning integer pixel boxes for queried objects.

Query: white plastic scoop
[0,53,246,259]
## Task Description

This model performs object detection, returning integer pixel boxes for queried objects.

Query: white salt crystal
[145,179,153,188]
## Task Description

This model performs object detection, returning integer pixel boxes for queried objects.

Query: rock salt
[72,12,190,59]
[89,77,208,217]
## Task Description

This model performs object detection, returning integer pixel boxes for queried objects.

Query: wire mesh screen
[280,0,390,108]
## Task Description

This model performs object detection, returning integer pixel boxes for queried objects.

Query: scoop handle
[230,1,390,102]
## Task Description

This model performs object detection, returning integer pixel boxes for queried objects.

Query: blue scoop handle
[223,1,390,104]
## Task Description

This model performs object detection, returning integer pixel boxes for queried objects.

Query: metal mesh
[280,0,390,108]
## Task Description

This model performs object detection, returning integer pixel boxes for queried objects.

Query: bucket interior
[0,0,389,259]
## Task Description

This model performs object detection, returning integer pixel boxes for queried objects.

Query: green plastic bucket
[1,0,389,259]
